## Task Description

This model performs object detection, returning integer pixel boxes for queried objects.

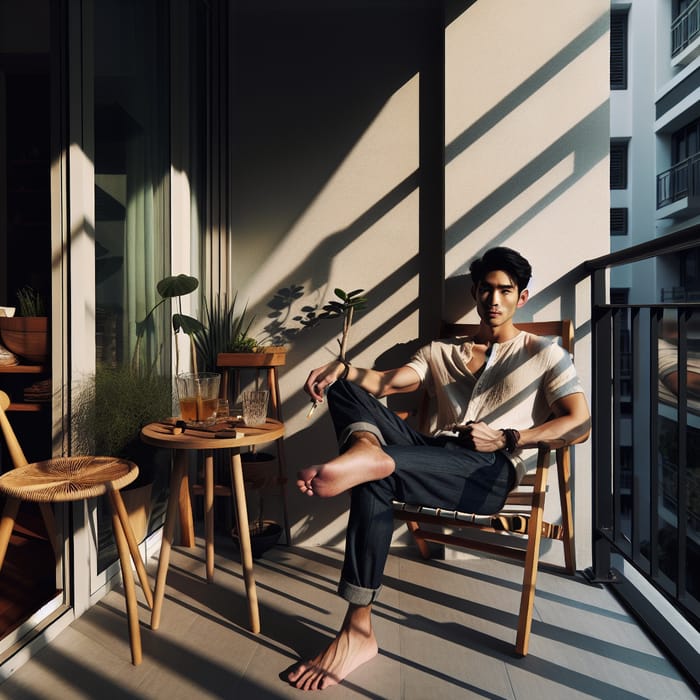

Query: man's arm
[305,360,421,404]
[467,392,591,452]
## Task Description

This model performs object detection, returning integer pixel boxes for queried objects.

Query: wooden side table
[0,456,153,665]
[140,419,285,634]
[217,349,291,545]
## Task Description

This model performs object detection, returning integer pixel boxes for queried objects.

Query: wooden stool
[0,456,153,665]
[217,350,291,545]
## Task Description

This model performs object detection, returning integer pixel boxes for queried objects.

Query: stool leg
[230,450,260,633]
[0,498,21,568]
[204,451,215,581]
[151,451,188,630]
[110,487,154,609]
[109,491,142,665]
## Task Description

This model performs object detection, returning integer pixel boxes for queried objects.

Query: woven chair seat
[392,500,565,539]
[0,456,138,502]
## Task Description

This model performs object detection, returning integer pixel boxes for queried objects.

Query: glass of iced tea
[176,372,221,426]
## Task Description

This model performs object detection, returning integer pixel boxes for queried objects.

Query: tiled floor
[0,537,697,699]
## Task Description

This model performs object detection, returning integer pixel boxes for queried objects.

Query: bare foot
[287,606,378,690]
[296,433,394,498]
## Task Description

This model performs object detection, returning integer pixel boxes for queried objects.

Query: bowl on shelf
[0,317,49,364]
[0,307,15,318]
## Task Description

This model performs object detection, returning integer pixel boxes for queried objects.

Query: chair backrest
[441,319,574,355]
[0,390,29,468]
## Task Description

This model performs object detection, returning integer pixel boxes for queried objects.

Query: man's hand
[304,360,346,403]
[452,421,506,452]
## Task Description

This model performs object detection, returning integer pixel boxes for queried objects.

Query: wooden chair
[392,320,587,656]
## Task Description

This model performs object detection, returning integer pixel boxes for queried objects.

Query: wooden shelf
[0,365,47,374]
[8,403,46,412]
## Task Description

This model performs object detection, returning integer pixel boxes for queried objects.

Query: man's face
[472,269,529,328]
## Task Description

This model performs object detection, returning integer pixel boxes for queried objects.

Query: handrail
[585,226,700,271]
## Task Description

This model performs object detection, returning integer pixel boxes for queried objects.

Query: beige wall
[227,1,610,566]
[443,1,609,565]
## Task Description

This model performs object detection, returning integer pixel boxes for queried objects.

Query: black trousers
[326,380,514,606]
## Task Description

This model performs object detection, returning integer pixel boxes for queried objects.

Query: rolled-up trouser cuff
[338,421,387,450]
[338,578,382,606]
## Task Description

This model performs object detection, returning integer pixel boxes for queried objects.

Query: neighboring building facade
[610,0,700,640]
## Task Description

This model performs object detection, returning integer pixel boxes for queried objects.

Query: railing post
[585,268,617,582]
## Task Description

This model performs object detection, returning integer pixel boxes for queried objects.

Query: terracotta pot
[0,316,49,364]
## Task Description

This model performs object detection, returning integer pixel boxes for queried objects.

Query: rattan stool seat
[0,456,137,502]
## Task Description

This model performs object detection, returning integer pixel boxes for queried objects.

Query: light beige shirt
[405,330,584,471]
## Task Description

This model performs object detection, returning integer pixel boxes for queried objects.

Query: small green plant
[192,292,257,371]
[298,287,368,361]
[16,286,46,317]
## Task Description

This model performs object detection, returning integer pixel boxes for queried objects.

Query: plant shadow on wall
[74,275,202,569]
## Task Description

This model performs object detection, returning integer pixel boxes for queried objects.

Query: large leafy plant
[133,274,203,374]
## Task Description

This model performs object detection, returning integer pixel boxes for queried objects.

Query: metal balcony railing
[657,154,700,208]
[672,0,700,57]
[585,229,700,689]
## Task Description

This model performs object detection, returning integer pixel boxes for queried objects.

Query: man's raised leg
[297,432,395,498]
[286,603,378,691]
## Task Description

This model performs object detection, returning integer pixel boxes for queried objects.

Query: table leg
[151,450,188,630]
[230,450,260,633]
[109,491,142,665]
[178,457,195,547]
[204,451,215,580]
[110,488,154,609]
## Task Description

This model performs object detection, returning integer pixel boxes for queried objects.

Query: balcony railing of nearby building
[657,154,700,208]
[672,0,700,56]
[662,286,700,302]
[585,229,700,690]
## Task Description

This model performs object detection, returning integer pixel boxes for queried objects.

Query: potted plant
[0,286,49,364]
[73,364,173,542]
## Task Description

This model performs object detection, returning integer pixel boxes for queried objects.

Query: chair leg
[556,446,576,574]
[515,452,549,656]
[405,520,431,559]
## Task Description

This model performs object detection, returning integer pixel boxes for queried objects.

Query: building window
[611,9,628,90]
[611,140,629,189]
[610,207,628,235]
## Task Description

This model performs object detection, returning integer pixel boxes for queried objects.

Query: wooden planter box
[216,346,287,368]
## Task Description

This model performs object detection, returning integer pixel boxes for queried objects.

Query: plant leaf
[157,274,199,299]
[173,314,204,335]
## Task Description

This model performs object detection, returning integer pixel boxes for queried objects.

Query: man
[287,247,590,691]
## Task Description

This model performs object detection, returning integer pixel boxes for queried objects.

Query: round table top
[0,456,138,502]
[140,418,284,451]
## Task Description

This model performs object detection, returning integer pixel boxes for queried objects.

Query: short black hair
[469,247,532,292]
